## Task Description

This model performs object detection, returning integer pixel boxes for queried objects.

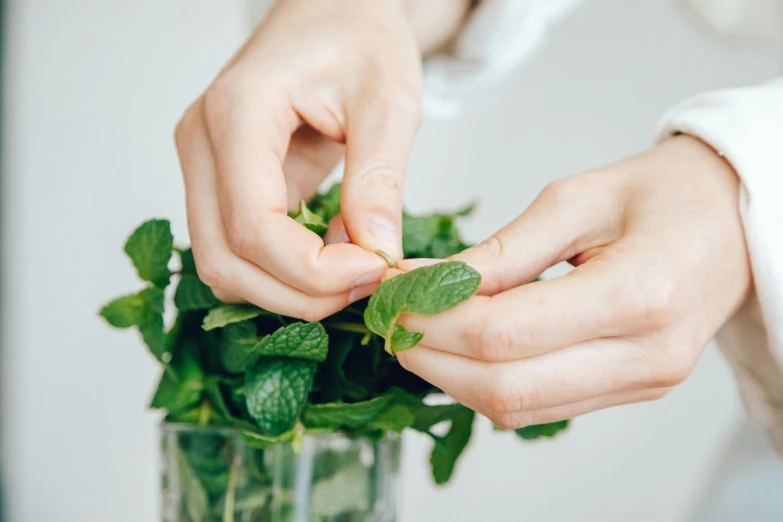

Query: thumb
[411,178,619,295]
[340,90,422,261]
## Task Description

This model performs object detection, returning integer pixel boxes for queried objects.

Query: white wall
[1,1,779,521]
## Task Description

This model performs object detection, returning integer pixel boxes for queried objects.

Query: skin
[395,135,752,428]
[174,0,471,321]
[176,1,752,424]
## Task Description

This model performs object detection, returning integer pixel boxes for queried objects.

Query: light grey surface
[1,0,779,521]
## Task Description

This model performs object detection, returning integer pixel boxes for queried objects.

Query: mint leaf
[175,274,219,312]
[310,183,342,223]
[319,335,368,403]
[124,219,173,288]
[99,293,144,328]
[179,247,197,274]
[515,420,570,440]
[290,200,328,237]
[430,407,475,485]
[136,287,166,360]
[303,395,392,430]
[364,261,481,353]
[245,358,316,437]
[218,320,259,373]
[255,322,328,362]
[368,404,415,433]
[150,341,204,412]
[203,305,264,331]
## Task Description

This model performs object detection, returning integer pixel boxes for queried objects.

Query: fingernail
[367,214,400,256]
[355,268,385,286]
[401,258,443,269]
[349,283,377,303]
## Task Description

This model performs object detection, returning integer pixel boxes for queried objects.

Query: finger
[341,86,422,260]
[175,103,377,320]
[485,386,671,430]
[395,338,667,413]
[324,214,349,245]
[438,175,624,295]
[201,82,385,296]
[399,258,643,361]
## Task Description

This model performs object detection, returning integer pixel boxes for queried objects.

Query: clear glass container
[161,423,401,522]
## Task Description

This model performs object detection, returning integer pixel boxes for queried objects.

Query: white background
[2,0,780,521]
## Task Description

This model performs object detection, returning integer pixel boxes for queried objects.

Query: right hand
[174,0,439,321]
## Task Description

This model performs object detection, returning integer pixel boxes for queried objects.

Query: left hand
[394,135,751,429]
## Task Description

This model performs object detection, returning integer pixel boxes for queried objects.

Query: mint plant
[101,184,568,520]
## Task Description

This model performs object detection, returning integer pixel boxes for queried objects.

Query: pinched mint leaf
[255,322,328,362]
[303,395,392,430]
[290,200,328,238]
[364,261,480,353]
[218,320,259,373]
[515,420,570,440]
[174,274,219,312]
[245,358,316,437]
[430,406,475,485]
[203,305,264,331]
[390,325,423,353]
[99,293,144,328]
[309,183,342,223]
[124,219,173,288]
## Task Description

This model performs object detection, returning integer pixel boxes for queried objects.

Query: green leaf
[254,322,328,362]
[319,335,368,403]
[290,200,328,237]
[430,407,475,485]
[99,293,144,328]
[389,325,423,353]
[176,448,209,522]
[136,287,166,361]
[174,274,218,312]
[124,219,173,288]
[368,404,415,433]
[179,247,197,274]
[515,420,570,440]
[303,395,392,430]
[309,183,342,223]
[364,261,481,353]
[150,341,204,412]
[203,304,264,331]
[245,358,316,437]
[218,320,259,373]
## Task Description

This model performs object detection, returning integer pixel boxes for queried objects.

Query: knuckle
[202,74,248,127]
[174,102,202,150]
[473,236,504,263]
[474,318,517,362]
[226,222,256,258]
[539,177,583,205]
[210,288,237,304]
[629,277,677,330]
[644,349,694,389]
[192,250,224,290]
[481,368,526,413]
[491,411,533,431]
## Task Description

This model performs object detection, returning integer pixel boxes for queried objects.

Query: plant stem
[223,455,241,522]
[323,321,370,334]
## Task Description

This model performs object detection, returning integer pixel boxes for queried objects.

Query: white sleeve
[654,80,783,454]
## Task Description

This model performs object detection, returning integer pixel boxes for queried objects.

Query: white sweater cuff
[654,79,783,452]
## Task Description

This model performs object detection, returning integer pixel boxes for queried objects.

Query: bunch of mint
[100,183,568,490]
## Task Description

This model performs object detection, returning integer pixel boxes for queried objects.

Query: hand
[174,0,469,320]
[395,136,751,428]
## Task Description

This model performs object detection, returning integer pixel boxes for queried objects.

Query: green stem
[323,321,370,334]
[198,400,211,426]
[223,455,241,522]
